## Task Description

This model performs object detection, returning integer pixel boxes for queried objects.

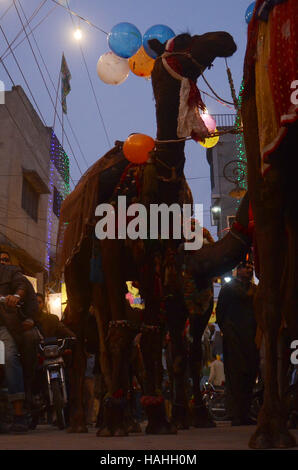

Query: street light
[224,276,232,283]
[211,205,221,214]
[48,293,62,320]
[74,28,82,41]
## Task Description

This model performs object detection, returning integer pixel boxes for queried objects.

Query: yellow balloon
[128,46,155,77]
[199,128,219,148]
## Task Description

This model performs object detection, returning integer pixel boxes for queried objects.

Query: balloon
[108,22,142,59]
[97,52,129,85]
[128,46,155,77]
[200,113,216,133]
[143,25,175,59]
[199,128,219,149]
[123,134,155,164]
[245,2,256,24]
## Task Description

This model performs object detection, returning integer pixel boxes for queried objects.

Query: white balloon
[97,52,130,85]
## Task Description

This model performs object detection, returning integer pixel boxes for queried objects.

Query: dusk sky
[0,0,252,239]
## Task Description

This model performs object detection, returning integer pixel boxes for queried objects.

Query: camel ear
[147,39,166,57]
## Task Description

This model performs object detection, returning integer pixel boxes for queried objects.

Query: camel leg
[243,93,295,448]
[165,295,189,430]
[64,242,91,433]
[140,324,176,435]
[96,239,136,436]
[137,251,177,435]
[248,179,294,448]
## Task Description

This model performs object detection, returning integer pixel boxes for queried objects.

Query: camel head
[149,31,237,82]
[148,31,237,144]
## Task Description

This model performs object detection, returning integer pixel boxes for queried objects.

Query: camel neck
[152,62,186,174]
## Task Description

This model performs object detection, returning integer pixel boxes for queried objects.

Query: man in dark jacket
[0,261,30,432]
[216,261,259,425]
[36,293,75,338]
[0,251,40,415]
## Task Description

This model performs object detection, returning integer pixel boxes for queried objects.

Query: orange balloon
[128,46,155,77]
[123,134,155,164]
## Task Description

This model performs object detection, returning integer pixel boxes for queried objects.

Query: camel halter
[161,38,209,142]
[154,37,240,145]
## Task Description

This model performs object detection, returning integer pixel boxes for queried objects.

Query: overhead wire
[65,0,111,149]
[0,221,57,246]
[0,62,75,190]
[0,0,49,60]
[13,0,84,176]
[16,0,90,170]
[50,0,108,35]
[0,1,14,21]
[0,23,47,125]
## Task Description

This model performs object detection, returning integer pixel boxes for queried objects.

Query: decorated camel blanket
[243,0,298,174]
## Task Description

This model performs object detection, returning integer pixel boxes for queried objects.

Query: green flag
[61,53,71,114]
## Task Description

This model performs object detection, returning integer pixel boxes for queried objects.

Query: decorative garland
[235,80,248,206]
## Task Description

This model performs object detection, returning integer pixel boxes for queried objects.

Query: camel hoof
[146,422,177,435]
[193,416,216,428]
[96,427,112,437]
[114,427,128,437]
[176,422,189,430]
[275,431,296,449]
[249,429,274,449]
[128,422,142,433]
[192,406,216,428]
[249,428,296,449]
[67,425,88,433]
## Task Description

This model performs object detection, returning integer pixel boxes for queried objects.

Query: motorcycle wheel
[51,379,65,430]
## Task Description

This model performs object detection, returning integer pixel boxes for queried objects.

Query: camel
[182,0,298,449]
[57,31,237,436]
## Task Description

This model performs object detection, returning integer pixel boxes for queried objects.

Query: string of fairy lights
[46,131,70,273]
[235,80,248,206]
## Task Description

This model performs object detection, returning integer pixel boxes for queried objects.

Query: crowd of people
[0,250,76,433]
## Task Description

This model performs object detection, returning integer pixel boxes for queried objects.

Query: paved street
[0,424,297,450]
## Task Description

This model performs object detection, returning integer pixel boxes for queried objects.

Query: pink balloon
[201,113,216,132]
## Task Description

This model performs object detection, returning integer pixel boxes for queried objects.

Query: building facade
[0,85,69,291]
[207,114,246,239]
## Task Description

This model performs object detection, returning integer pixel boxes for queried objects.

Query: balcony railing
[211,114,237,129]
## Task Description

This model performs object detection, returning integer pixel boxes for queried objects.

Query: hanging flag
[61,53,71,114]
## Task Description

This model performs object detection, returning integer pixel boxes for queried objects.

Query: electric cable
[65,0,111,149]
[0,1,14,21]
[50,0,108,35]
[0,0,49,60]
[12,0,85,177]
[16,0,90,170]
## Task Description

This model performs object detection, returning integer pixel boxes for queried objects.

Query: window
[53,186,63,218]
[22,177,39,222]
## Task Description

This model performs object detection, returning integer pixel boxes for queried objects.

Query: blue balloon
[245,2,256,24]
[108,22,142,59]
[143,25,175,59]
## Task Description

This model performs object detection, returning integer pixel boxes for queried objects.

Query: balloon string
[154,127,243,144]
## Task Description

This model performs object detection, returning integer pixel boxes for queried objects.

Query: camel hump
[56,141,128,271]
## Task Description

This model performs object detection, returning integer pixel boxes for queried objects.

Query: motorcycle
[32,336,76,430]
[201,381,226,420]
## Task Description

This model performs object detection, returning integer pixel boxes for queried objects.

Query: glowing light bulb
[74,28,82,41]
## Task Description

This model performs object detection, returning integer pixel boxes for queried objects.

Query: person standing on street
[216,261,259,425]
[208,353,225,388]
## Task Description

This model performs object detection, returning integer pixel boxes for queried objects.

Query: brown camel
[57,31,237,436]
[182,0,298,449]
[241,0,297,449]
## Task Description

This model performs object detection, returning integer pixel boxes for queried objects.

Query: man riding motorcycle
[0,258,35,433]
